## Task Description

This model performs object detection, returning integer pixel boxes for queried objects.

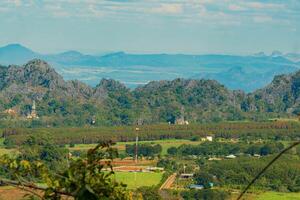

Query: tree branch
[0,178,72,197]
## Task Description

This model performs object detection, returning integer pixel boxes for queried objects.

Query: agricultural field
[256,191,300,200]
[112,171,163,189]
[1,187,300,200]
[0,172,163,199]
[229,191,300,200]
[1,122,300,200]
[3,121,300,146]
[68,139,203,155]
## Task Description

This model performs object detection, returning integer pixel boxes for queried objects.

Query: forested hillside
[0,59,299,127]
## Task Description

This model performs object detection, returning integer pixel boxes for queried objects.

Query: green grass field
[69,139,202,155]
[116,139,203,155]
[0,138,202,158]
[256,191,300,200]
[112,172,163,189]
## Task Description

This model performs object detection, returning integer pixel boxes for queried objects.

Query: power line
[237,140,300,200]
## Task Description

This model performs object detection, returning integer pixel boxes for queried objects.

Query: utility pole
[135,127,140,164]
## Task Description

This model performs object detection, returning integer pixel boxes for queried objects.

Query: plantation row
[203,155,300,192]
[167,141,286,156]
[2,121,300,146]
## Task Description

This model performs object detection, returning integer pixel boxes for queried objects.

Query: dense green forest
[1,59,300,127]
[198,155,300,192]
[167,141,285,157]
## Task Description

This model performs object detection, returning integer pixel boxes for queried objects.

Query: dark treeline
[125,143,162,157]
[168,141,285,157]
[2,121,300,146]
[181,189,229,200]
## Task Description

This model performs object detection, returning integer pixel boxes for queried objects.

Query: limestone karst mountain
[0,59,300,126]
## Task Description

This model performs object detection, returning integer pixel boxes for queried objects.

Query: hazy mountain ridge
[0,59,300,126]
[0,44,300,92]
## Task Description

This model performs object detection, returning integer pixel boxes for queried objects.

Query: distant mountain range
[1,43,300,92]
[1,59,300,127]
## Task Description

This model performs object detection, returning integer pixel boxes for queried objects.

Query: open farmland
[3,121,300,146]
[68,139,203,155]
[256,191,300,200]
[112,171,163,189]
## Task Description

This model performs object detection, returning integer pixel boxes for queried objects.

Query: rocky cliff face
[0,60,95,106]
[93,79,129,101]
[250,71,300,114]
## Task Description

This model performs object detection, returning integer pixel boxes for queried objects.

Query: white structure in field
[27,100,39,119]
[3,108,17,116]
[201,136,213,142]
[225,154,236,159]
[175,117,189,125]
[174,107,189,125]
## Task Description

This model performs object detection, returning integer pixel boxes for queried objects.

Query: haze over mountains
[1,44,300,92]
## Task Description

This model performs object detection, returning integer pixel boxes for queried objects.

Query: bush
[181,189,229,200]
[126,143,162,157]
[190,136,200,141]
[167,147,177,155]
[69,143,75,148]
[136,186,162,200]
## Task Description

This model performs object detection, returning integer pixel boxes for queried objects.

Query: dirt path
[0,187,32,200]
[159,173,177,190]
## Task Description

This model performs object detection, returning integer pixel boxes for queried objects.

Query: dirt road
[159,173,177,190]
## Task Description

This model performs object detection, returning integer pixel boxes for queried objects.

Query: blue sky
[0,0,299,54]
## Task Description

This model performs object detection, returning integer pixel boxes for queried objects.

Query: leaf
[85,184,96,195]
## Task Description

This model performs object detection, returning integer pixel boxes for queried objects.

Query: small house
[225,154,236,159]
[145,167,164,172]
[208,157,222,161]
[180,173,194,179]
[201,136,213,142]
[189,184,204,190]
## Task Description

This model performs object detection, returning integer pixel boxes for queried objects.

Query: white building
[206,136,213,141]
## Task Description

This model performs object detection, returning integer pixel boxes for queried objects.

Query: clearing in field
[112,171,163,189]
[256,191,300,200]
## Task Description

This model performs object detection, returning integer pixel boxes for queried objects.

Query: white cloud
[243,2,284,10]
[12,0,22,7]
[88,4,104,17]
[227,1,285,12]
[228,4,246,11]
[151,3,183,14]
[253,15,272,23]
[0,0,296,27]
[44,3,70,18]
